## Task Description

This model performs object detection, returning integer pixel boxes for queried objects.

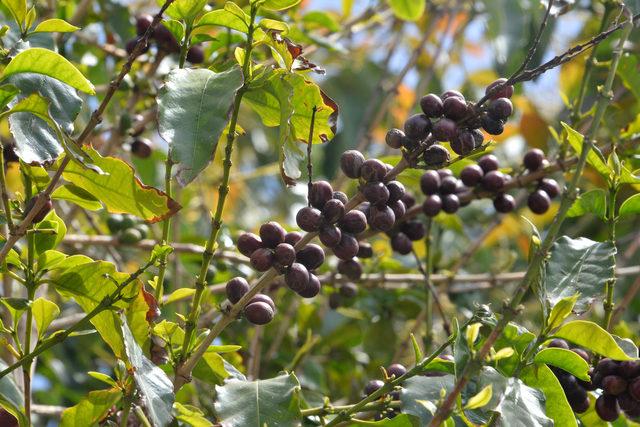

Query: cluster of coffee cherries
[106,213,150,244]
[363,363,407,420]
[522,148,560,214]
[420,168,468,217]
[548,339,640,421]
[458,154,515,213]
[126,15,204,63]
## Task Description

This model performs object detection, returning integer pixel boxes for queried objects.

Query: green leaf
[387,0,426,21]
[400,375,453,425]
[619,193,640,217]
[162,19,185,43]
[464,384,492,410]
[33,18,80,33]
[566,189,606,220]
[121,313,175,427]
[492,323,536,376]
[193,348,232,385]
[302,11,340,32]
[521,364,578,427]
[534,348,590,381]
[87,371,118,387]
[0,0,27,29]
[52,184,102,210]
[545,236,616,313]
[62,146,180,222]
[36,250,67,272]
[158,67,244,186]
[617,53,640,100]
[60,388,122,427]
[259,0,302,11]
[1,48,95,95]
[348,415,420,426]
[0,84,19,109]
[546,295,577,330]
[214,373,301,427]
[174,402,214,427]
[34,209,66,255]
[195,2,249,33]
[164,288,195,305]
[554,320,633,360]
[162,0,207,23]
[32,297,60,339]
[0,360,28,427]
[259,18,290,33]
[561,122,610,176]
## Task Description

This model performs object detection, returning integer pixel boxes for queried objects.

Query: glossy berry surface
[226,277,249,303]
[260,222,286,248]
[333,233,360,260]
[186,45,204,63]
[319,224,342,247]
[339,210,367,234]
[285,263,310,292]
[442,96,468,120]
[493,193,515,213]
[274,243,296,267]
[309,181,334,209]
[423,144,450,167]
[460,165,483,187]
[420,94,444,117]
[404,114,431,141]
[595,394,620,422]
[296,244,325,270]
[422,195,442,217]
[364,380,384,396]
[322,199,345,224]
[340,150,365,178]
[360,159,388,182]
[487,98,513,120]
[131,138,152,158]
[524,149,545,171]
[296,207,322,232]
[391,233,412,255]
[478,155,499,173]
[528,190,551,214]
[250,248,274,272]
[432,118,457,142]
[420,170,441,195]
[485,78,514,100]
[244,302,274,325]
[237,233,262,257]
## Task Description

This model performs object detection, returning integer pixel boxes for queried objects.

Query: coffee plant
[0,0,639,425]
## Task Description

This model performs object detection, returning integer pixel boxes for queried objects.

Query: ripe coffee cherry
[482,171,506,192]
[478,154,499,173]
[401,220,426,241]
[423,144,450,167]
[630,378,640,401]
[528,189,551,214]
[186,45,204,64]
[404,114,432,141]
[131,138,153,158]
[237,233,262,257]
[323,199,345,223]
[486,78,514,100]
[341,150,365,178]
[369,205,396,232]
[333,191,349,204]
[389,200,406,221]
[363,182,390,206]
[297,244,325,270]
[319,224,342,247]
[481,114,504,135]
[298,273,321,298]
[602,375,628,395]
[364,380,384,396]
[401,193,416,209]
[539,178,560,198]
[126,37,149,56]
[249,294,276,311]
[619,360,640,378]
[385,128,405,149]
[274,243,296,267]
[443,96,468,120]
[309,181,333,209]
[226,277,249,304]
[386,181,405,203]
[432,118,457,142]
[420,170,441,195]
[260,222,286,248]
[439,176,458,194]
[296,207,322,232]
[422,195,442,217]
[250,248,274,272]
[441,90,464,101]
[339,210,367,234]
[566,388,590,413]
[3,144,19,163]
[357,242,373,258]
[451,130,475,155]
[153,23,180,52]
[329,293,342,309]
[596,358,620,376]
[548,339,569,349]
[0,409,18,427]
[595,394,620,422]
[523,148,545,171]
[487,98,513,121]
[460,165,483,187]
[387,363,407,378]
[285,263,310,292]
[471,129,484,148]
[391,233,412,255]
[339,282,358,298]
[244,301,274,325]
[493,193,515,213]
[441,194,460,214]
[25,194,53,223]
[338,259,362,280]
[571,348,590,363]
[333,233,360,260]
[361,159,388,182]
[136,14,154,35]
[420,94,444,117]
[619,393,640,418]
[285,231,302,246]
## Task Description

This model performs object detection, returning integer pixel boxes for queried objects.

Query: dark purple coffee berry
[260,221,286,248]
[423,144,450,167]
[539,178,560,198]
[571,348,590,363]
[460,165,483,187]
[595,394,620,422]
[285,231,302,246]
[420,170,441,195]
[341,150,365,178]
[478,154,499,173]
[597,358,620,376]
[186,45,205,64]
[432,118,457,142]
[249,294,275,311]
[226,277,249,304]
[389,200,406,220]
[422,195,442,217]
[126,37,149,56]
[131,138,152,158]
[274,243,296,267]
[401,193,416,209]
[439,176,458,194]
[296,206,322,232]
[404,114,431,141]
[363,182,390,206]
[386,181,405,203]
[630,378,640,401]
[387,363,407,378]
[25,195,53,223]
[450,130,475,155]
[391,233,412,255]
[360,159,388,182]
[333,191,349,204]
[420,94,444,117]
[481,114,504,135]
[619,393,640,418]
[357,242,373,258]
[329,293,341,309]
[493,193,515,213]
[310,181,333,209]
[250,248,274,272]
[603,375,628,395]
[237,232,262,257]
[528,190,551,214]
[136,14,153,35]
[319,224,342,248]
[481,171,506,192]
[369,205,396,232]
[364,380,384,396]
[285,263,310,292]
[523,149,545,171]
[548,339,569,349]
[244,302,274,325]
[441,90,464,101]
[443,96,468,120]
[153,23,180,52]
[296,244,325,270]
[3,144,18,163]
[401,220,426,241]
[619,360,640,378]
[486,78,514,100]
[339,282,358,298]
[338,259,362,280]
[385,128,405,149]
[298,273,321,298]
[322,199,345,223]
[441,194,460,214]
[439,169,454,178]
[487,98,513,121]
[570,396,590,414]
[333,233,360,260]
[339,210,367,234]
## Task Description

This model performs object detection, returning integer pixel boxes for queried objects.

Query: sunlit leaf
[554,320,633,360]
[33,18,80,33]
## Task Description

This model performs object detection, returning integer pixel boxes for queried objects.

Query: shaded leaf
[546,295,577,330]
[174,402,213,427]
[34,209,66,255]
[162,0,207,22]
[1,0,26,28]
[32,297,60,339]
[533,348,590,381]
[60,388,122,427]
[400,375,454,425]
[0,84,19,109]
[554,320,633,360]
[619,193,640,217]
[464,384,493,410]
[195,2,249,33]
[566,189,606,220]
[0,360,28,427]
[521,364,578,427]
[52,184,102,211]
[387,0,425,21]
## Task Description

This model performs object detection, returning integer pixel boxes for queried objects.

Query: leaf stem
[603,179,619,330]
[0,148,14,231]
